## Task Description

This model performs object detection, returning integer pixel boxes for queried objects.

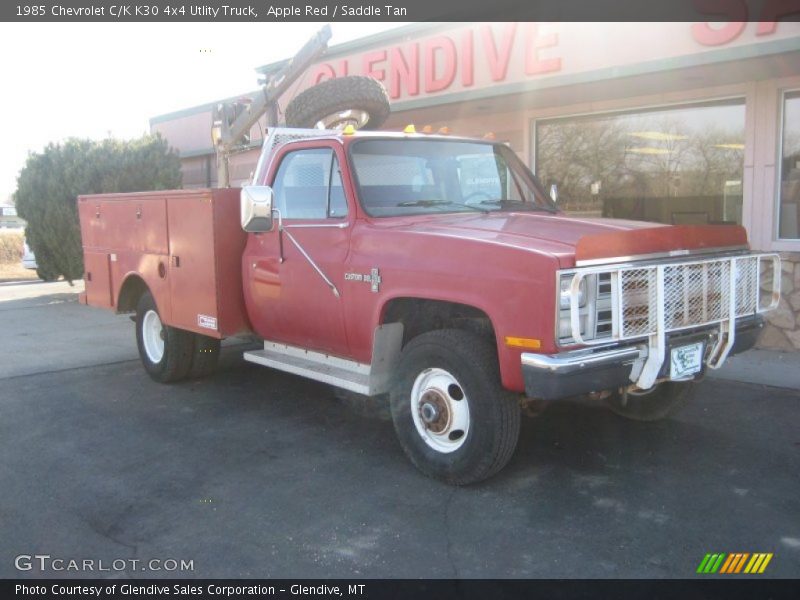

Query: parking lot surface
[1,282,798,578]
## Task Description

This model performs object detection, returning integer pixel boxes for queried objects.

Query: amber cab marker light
[403,124,416,134]
[438,126,450,135]
[422,125,433,133]
[504,336,542,349]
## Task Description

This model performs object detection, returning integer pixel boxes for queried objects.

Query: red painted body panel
[212,192,253,336]
[78,189,249,338]
[575,224,749,263]
[78,193,169,255]
[242,140,351,355]
[344,218,560,391]
[114,251,173,324]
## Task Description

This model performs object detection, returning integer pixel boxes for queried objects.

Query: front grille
[594,273,613,338]
[595,309,613,336]
[597,272,612,296]
[618,256,761,338]
[559,252,780,346]
[620,268,659,337]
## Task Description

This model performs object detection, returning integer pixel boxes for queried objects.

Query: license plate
[670,342,704,380]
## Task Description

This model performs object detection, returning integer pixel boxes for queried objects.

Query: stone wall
[758,251,800,351]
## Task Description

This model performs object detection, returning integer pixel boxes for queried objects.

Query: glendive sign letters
[304,22,793,102]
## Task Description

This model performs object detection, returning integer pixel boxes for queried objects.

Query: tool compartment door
[83,251,113,308]
[166,191,221,336]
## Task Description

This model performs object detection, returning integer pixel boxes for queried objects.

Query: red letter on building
[362,50,387,82]
[691,0,748,45]
[756,0,800,35]
[311,64,336,84]
[525,23,561,76]
[424,36,457,93]
[461,29,474,87]
[388,44,419,99]
[481,23,517,82]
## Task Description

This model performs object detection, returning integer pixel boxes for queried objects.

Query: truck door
[245,142,352,356]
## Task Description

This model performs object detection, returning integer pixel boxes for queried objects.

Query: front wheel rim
[410,368,470,454]
[142,309,165,364]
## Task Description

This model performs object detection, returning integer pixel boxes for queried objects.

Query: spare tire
[285,76,390,130]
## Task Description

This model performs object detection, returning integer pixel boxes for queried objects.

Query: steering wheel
[462,191,495,205]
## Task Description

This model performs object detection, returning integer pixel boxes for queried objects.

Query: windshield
[349,139,556,217]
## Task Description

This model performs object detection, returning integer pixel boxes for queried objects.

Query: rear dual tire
[135,291,220,383]
[190,335,221,379]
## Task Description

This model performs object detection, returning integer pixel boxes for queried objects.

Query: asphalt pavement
[0,281,798,578]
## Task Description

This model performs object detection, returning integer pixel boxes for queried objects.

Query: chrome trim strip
[281,228,340,298]
[283,222,348,229]
[521,345,643,375]
[574,245,749,268]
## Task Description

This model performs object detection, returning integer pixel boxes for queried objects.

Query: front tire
[135,291,194,383]
[389,329,521,485]
[604,382,694,421]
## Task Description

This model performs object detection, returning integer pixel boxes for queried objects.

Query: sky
[0,22,405,203]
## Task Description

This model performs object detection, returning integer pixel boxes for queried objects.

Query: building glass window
[779,91,800,240]
[535,101,746,226]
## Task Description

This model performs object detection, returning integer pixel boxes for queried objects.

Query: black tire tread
[189,334,221,379]
[390,329,520,485]
[285,76,390,130]
[135,291,194,384]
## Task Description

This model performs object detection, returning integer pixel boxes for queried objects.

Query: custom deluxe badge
[344,267,381,292]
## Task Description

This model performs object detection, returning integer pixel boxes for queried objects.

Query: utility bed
[77,188,250,338]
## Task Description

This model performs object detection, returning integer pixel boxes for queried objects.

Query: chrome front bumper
[521,316,764,400]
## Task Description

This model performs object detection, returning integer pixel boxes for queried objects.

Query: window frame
[269,144,350,222]
[775,87,800,242]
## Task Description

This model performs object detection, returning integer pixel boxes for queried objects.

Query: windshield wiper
[397,200,489,214]
[476,199,557,213]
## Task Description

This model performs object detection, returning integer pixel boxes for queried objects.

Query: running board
[243,324,403,396]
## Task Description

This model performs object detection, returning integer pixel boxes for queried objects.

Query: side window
[272,148,348,220]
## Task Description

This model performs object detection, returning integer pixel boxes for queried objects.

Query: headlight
[560,275,587,309]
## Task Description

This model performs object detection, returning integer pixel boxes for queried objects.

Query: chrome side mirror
[549,183,558,203]
[241,186,274,232]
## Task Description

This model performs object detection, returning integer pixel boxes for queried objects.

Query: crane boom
[213,25,332,187]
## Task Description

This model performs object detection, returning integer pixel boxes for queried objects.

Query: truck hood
[370,212,747,267]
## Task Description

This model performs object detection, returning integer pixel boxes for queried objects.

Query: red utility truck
[79,127,781,484]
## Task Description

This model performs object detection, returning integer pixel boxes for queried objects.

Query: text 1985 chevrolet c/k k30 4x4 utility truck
[78,127,781,484]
